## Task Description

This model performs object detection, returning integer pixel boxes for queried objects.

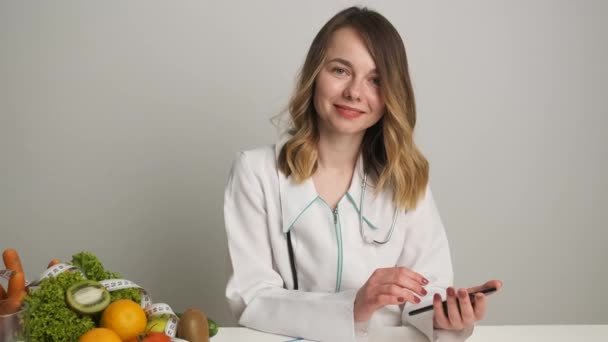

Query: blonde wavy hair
[278,6,429,210]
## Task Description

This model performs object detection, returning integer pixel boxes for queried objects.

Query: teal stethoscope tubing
[360,173,398,244]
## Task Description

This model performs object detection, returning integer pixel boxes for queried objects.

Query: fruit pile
[0,249,218,342]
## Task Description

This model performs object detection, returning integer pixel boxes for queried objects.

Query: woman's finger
[432,293,450,328]
[457,288,476,327]
[369,267,428,297]
[370,266,429,285]
[393,267,428,286]
[373,294,403,308]
[369,267,424,285]
[473,293,487,320]
[375,284,420,304]
[368,268,395,285]
[467,279,502,293]
[446,287,463,329]
[378,277,427,297]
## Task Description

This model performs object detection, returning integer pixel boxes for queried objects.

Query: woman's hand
[433,280,502,330]
[354,267,428,322]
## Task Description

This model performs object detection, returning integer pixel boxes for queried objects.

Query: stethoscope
[359,174,398,244]
[287,173,400,290]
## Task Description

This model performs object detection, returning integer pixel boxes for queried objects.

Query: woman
[223,6,501,341]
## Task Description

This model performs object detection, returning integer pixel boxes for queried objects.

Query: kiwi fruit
[66,280,111,314]
[177,308,209,342]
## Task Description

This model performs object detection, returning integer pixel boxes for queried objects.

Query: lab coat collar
[276,135,319,233]
[275,136,376,233]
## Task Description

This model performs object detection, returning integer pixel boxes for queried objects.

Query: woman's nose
[343,79,362,101]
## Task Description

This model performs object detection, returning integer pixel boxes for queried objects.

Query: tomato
[127,332,171,342]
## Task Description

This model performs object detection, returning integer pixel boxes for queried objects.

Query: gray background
[1,0,606,327]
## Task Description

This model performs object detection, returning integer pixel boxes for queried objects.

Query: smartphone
[408,287,497,316]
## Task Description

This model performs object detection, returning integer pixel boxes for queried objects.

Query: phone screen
[408,287,497,316]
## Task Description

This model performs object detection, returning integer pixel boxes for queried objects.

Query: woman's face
[314,27,385,139]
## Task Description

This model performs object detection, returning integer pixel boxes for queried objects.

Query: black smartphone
[408,287,497,316]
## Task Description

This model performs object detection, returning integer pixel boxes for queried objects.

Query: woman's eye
[333,67,347,75]
[371,77,381,87]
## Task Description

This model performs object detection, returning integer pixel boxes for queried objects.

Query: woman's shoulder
[234,144,277,163]
[230,144,279,177]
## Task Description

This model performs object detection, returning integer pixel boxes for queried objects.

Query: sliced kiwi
[66,280,111,315]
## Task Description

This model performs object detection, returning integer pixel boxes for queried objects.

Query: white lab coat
[223,140,473,341]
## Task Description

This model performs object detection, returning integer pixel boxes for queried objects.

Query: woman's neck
[316,133,363,173]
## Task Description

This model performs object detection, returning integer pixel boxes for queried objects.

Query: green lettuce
[24,271,95,342]
[23,251,142,341]
[71,251,141,303]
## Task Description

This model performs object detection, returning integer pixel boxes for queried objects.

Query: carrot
[47,259,61,268]
[2,249,24,273]
[0,283,6,300]
[7,271,25,298]
[0,290,26,315]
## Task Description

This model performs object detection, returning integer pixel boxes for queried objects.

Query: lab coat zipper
[333,207,338,224]
[333,206,343,292]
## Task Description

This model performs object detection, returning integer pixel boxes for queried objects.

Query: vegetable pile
[24,252,142,341]
[0,249,218,342]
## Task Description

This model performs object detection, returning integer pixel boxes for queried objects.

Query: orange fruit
[101,299,147,341]
[78,328,122,342]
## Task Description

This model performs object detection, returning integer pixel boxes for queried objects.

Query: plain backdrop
[1,0,607,327]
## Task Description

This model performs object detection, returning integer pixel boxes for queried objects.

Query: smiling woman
[223,6,501,342]
[313,28,385,134]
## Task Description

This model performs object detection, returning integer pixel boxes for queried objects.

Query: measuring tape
[1,264,190,341]
[1,263,84,287]
[99,278,185,340]
[0,269,23,284]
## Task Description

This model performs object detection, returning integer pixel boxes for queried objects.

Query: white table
[211,325,608,341]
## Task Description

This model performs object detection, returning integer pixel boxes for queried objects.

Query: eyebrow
[327,58,378,74]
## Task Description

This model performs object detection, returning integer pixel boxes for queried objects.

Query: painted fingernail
[459,290,467,298]
[448,287,455,296]
[398,297,405,303]
[421,288,428,296]
[422,278,429,285]
[414,297,421,304]
[434,293,441,301]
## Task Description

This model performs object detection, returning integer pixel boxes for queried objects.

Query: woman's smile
[334,104,364,119]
